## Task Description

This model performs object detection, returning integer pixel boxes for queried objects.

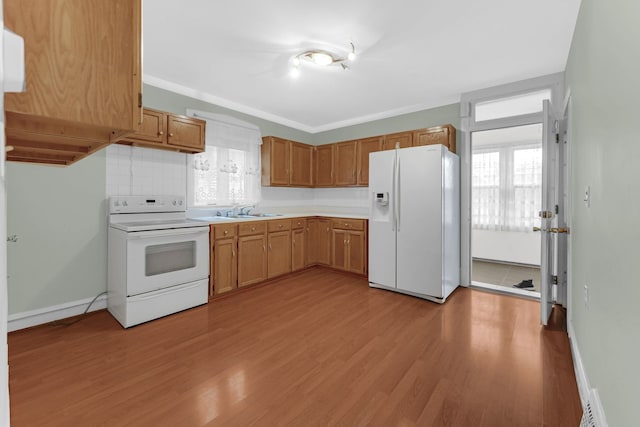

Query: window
[187,112,262,207]
[474,89,551,122]
[472,124,542,232]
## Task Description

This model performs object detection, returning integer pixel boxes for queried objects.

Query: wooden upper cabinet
[167,114,206,151]
[262,136,291,186]
[413,125,457,153]
[4,0,142,166]
[382,131,412,151]
[119,109,205,153]
[334,141,358,186]
[356,137,382,186]
[131,109,165,144]
[314,145,334,187]
[290,142,313,187]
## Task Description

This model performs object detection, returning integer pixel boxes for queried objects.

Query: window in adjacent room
[471,123,542,232]
[187,112,262,207]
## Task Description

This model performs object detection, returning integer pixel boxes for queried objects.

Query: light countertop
[190,212,368,224]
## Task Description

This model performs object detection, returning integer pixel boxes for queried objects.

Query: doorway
[471,124,543,298]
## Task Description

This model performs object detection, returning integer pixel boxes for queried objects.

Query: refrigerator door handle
[392,152,397,231]
[396,155,401,232]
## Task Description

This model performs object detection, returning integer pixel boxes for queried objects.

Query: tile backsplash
[106,145,369,215]
[106,145,187,197]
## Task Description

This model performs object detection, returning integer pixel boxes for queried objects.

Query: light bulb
[348,51,356,61]
[292,56,300,67]
[290,66,300,78]
[310,52,333,66]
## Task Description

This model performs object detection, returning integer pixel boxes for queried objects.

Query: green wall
[312,103,460,144]
[7,151,107,314]
[142,84,313,144]
[565,0,640,424]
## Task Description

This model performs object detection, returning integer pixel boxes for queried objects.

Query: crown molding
[143,75,459,134]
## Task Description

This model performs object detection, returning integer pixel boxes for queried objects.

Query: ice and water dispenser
[371,191,391,222]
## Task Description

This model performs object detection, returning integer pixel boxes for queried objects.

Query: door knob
[550,227,570,234]
[533,227,542,232]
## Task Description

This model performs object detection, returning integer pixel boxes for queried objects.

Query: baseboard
[567,320,590,406]
[7,294,107,332]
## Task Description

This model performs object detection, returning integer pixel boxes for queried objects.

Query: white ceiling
[143,0,581,133]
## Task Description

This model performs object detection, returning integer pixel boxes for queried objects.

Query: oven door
[126,226,209,296]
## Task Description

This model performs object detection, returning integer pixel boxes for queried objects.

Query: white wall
[472,230,540,265]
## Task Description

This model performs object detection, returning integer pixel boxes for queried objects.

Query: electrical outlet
[584,284,589,309]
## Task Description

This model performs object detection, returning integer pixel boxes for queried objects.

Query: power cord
[48,291,108,327]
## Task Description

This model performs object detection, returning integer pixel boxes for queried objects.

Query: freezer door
[368,149,397,288]
[396,146,444,297]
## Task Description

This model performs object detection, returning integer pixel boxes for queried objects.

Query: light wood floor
[8,268,581,426]
[473,259,542,292]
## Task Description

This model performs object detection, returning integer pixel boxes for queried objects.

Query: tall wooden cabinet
[4,0,142,165]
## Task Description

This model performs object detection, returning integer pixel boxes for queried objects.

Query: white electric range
[107,195,210,328]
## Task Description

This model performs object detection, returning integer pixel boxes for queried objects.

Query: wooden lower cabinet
[237,234,267,287]
[316,218,332,265]
[331,219,367,275]
[268,230,291,278]
[212,237,237,295]
[209,217,366,298]
[291,227,306,271]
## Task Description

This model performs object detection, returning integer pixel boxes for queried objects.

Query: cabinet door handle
[169,132,174,137]
[224,230,228,235]
[263,245,266,252]
[251,227,256,231]
[232,250,235,257]
[326,228,330,232]
[269,243,272,250]
[159,131,164,136]
[343,240,347,245]
[279,224,283,228]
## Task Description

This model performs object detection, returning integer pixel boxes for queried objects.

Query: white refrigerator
[368,144,460,303]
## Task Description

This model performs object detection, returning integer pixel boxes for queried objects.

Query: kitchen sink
[247,213,283,217]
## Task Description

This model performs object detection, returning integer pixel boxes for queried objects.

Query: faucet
[238,205,254,215]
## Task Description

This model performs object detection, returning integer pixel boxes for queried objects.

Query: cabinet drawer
[213,224,237,239]
[238,222,267,236]
[268,219,291,232]
[331,219,365,231]
[291,218,306,229]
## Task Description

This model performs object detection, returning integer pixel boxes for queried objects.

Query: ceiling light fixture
[290,42,356,77]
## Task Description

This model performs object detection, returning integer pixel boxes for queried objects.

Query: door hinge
[555,204,559,214]
[552,275,558,285]
[555,133,559,143]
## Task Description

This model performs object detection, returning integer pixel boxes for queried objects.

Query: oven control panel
[110,195,185,214]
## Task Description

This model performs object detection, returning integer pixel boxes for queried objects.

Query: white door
[396,146,443,297]
[540,100,557,325]
[368,149,397,288]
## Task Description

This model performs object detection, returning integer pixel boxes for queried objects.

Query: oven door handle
[126,227,210,240]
